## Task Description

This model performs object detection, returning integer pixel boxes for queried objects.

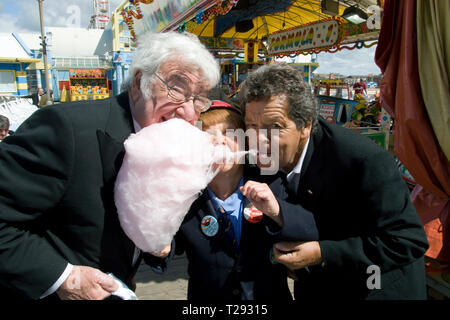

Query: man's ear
[300,122,312,139]
[129,70,143,104]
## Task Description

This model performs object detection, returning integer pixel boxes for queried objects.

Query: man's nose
[257,128,270,144]
[175,99,197,124]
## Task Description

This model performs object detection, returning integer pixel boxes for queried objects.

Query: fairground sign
[267,18,341,56]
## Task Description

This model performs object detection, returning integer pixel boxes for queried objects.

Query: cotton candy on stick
[114,118,243,253]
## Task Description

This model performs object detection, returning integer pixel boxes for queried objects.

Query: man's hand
[240,180,282,226]
[273,241,323,271]
[149,243,171,259]
[56,266,119,300]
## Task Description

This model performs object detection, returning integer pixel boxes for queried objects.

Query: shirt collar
[207,177,244,214]
[283,137,310,182]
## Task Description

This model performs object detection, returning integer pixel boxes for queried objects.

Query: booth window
[0,70,16,93]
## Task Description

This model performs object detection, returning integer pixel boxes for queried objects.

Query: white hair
[122,32,220,99]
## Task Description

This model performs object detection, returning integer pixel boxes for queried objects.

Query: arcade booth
[68,69,110,101]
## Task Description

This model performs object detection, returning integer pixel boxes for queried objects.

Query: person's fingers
[57,266,118,300]
[96,271,118,293]
[91,287,114,300]
[244,183,265,200]
[240,180,256,195]
[274,241,302,252]
[161,243,171,255]
[257,190,271,201]
[273,246,290,266]
[249,187,259,200]
[273,248,297,270]
[150,244,171,258]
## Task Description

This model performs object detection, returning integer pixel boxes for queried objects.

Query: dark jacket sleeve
[319,152,429,273]
[264,198,319,241]
[0,107,73,299]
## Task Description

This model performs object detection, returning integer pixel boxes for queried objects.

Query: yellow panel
[16,71,27,76]
[17,82,28,90]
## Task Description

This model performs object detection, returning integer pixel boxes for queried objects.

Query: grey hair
[121,32,220,99]
[239,64,319,131]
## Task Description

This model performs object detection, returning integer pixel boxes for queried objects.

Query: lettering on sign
[268,19,340,55]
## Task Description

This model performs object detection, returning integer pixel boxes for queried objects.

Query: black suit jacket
[174,166,304,302]
[0,92,145,299]
[264,117,429,300]
[23,93,39,106]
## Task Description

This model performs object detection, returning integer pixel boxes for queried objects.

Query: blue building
[19,27,114,102]
[0,33,40,96]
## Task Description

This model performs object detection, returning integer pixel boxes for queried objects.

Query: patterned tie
[280,171,298,197]
[218,206,239,253]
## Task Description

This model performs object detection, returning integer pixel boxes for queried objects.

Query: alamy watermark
[367,265,381,290]
[65,5,81,28]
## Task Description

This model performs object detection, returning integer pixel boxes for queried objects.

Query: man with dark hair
[0,115,9,140]
[239,63,429,300]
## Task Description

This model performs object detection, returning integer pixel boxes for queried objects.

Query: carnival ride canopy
[183,0,378,40]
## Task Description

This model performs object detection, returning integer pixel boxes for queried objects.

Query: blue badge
[201,215,219,237]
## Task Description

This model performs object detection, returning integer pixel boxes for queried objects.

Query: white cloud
[314,45,382,76]
[0,0,124,33]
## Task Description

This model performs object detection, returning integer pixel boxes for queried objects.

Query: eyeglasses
[154,73,212,113]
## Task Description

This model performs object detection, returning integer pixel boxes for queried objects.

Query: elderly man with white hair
[0,32,220,300]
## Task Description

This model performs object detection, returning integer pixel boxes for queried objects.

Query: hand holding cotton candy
[114,118,240,254]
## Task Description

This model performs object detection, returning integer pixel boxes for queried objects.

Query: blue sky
[0,0,381,76]
[1,1,20,15]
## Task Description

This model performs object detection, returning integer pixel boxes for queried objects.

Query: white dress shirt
[284,138,310,194]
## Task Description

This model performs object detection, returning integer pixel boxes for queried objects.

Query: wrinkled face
[205,121,243,173]
[130,59,210,127]
[245,95,311,172]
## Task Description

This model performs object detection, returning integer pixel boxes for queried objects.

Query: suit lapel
[196,190,217,221]
[97,130,126,185]
[97,92,135,197]
[296,119,326,203]
[96,92,137,271]
[299,120,323,182]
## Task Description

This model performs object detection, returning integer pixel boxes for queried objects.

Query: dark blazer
[23,92,40,106]
[0,92,148,299]
[264,117,429,300]
[174,166,305,302]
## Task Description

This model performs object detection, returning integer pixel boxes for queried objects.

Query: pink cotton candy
[114,118,231,253]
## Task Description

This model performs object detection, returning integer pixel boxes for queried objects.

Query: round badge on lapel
[200,215,219,237]
[243,203,263,223]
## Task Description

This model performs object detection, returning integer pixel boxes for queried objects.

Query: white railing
[0,95,39,132]
[53,56,113,69]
